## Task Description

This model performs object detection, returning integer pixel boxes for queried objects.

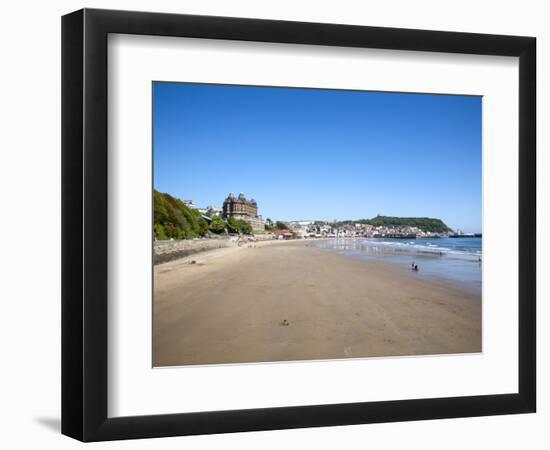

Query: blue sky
[153,82,482,232]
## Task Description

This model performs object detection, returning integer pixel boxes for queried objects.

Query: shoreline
[156,236,482,296]
[154,239,481,367]
[311,239,482,296]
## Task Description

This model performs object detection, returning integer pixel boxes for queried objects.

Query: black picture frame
[61,8,536,442]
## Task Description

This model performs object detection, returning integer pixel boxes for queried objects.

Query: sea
[313,237,482,295]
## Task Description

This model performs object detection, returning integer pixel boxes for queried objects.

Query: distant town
[154,191,481,241]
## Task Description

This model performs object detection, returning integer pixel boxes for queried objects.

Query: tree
[209,216,226,234]
[239,220,253,235]
[226,216,240,233]
[224,216,254,235]
[154,223,167,240]
[153,190,170,224]
[275,221,288,230]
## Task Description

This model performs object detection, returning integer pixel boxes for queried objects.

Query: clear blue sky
[153,82,482,232]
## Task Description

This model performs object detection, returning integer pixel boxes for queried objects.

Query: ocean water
[313,237,482,295]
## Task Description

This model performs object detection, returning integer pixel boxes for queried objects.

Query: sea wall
[154,238,234,265]
[154,235,272,265]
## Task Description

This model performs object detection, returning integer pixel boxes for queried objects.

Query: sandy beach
[153,240,481,367]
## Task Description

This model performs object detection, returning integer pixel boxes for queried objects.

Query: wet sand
[153,240,481,367]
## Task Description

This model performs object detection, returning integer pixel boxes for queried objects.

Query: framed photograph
[61,8,536,441]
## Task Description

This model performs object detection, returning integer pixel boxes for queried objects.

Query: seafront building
[203,205,223,217]
[182,199,198,209]
[222,192,265,233]
[286,221,451,239]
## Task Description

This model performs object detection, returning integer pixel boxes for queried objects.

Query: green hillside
[334,215,452,233]
[153,190,254,239]
[366,216,452,233]
[153,190,209,240]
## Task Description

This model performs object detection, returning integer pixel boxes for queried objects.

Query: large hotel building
[222,192,265,233]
